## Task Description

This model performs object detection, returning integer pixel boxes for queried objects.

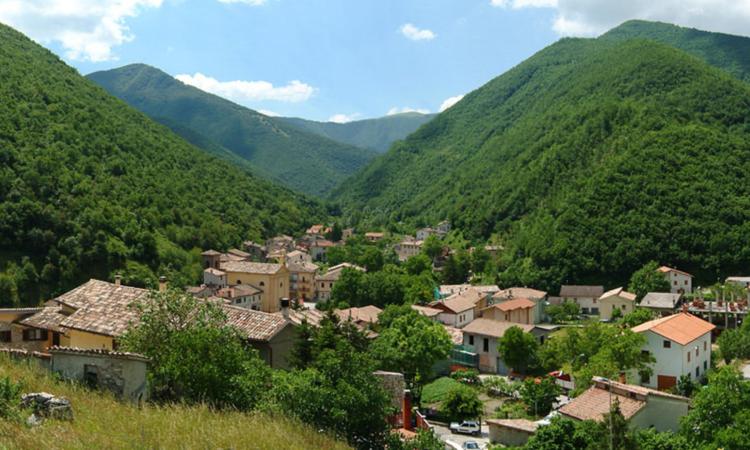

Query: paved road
[432,423,490,449]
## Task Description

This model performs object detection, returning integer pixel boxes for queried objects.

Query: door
[657,375,677,390]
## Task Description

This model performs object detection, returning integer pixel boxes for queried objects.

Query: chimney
[158,276,167,293]
[402,390,413,431]
[280,298,290,319]
[114,273,121,287]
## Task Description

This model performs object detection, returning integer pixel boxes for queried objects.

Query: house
[342,228,354,241]
[559,376,690,432]
[220,260,290,313]
[598,287,636,320]
[286,259,318,301]
[461,319,534,374]
[415,227,436,241]
[726,276,750,288]
[487,419,538,447]
[481,298,538,325]
[186,285,213,298]
[658,266,693,294]
[306,224,332,236]
[335,305,382,329]
[632,312,715,390]
[439,284,499,298]
[640,292,682,316]
[430,288,486,328]
[286,250,312,264]
[411,304,442,320]
[202,267,227,288]
[216,284,263,310]
[484,245,503,259]
[394,238,423,262]
[227,248,251,260]
[49,347,149,403]
[436,220,451,235]
[0,307,48,351]
[559,285,604,315]
[242,240,267,262]
[201,249,222,269]
[223,304,296,369]
[365,232,385,242]
[492,287,547,323]
[309,239,334,262]
[265,235,295,258]
[315,263,365,301]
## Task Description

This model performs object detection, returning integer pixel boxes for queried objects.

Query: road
[432,422,491,449]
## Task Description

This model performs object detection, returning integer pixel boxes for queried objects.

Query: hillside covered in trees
[87,64,377,197]
[334,22,750,290]
[0,23,326,305]
[279,112,435,153]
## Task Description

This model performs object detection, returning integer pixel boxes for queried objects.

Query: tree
[422,235,443,261]
[386,428,444,450]
[520,376,561,416]
[620,307,655,328]
[442,385,482,421]
[524,416,603,450]
[327,222,343,242]
[470,246,491,275]
[546,302,580,324]
[675,374,696,398]
[628,261,670,301]
[404,254,432,276]
[442,250,471,284]
[600,399,635,450]
[329,267,365,307]
[717,327,750,363]
[634,428,690,450]
[120,289,270,408]
[498,326,539,374]
[0,273,19,308]
[268,315,389,449]
[369,310,452,398]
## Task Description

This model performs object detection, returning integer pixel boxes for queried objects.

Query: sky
[2,0,750,122]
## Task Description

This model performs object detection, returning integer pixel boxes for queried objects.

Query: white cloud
[217,0,266,5]
[491,0,557,8]
[175,72,315,103]
[439,94,464,112]
[258,109,280,117]
[328,113,361,123]
[491,0,750,38]
[400,23,436,41]
[0,0,163,62]
[387,107,430,116]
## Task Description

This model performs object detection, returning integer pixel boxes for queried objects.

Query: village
[2,220,750,449]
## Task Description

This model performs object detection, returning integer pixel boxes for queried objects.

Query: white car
[449,420,481,436]
[463,441,482,449]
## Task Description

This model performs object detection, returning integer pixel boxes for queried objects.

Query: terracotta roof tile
[221,261,283,275]
[658,266,692,277]
[462,318,534,338]
[632,312,715,345]
[18,306,67,333]
[493,298,536,311]
[336,305,382,324]
[411,304,442,317]
[600,287,637,302]
[222,305,289,341]
[494,287,547,300]
[559,285,604,298]
[559,385,646,422]
[49,346,149,362]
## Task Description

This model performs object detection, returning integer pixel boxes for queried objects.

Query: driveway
[432,423,491,449]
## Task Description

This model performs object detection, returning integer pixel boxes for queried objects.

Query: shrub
[450,368,480,386]
[484,377,521,397]
[0,375,22,420]
[441,385,482,421]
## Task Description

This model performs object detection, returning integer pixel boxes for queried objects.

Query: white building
[461,319,534,374]
[430,290,479,328]
[203,267,227,288]
[632,313,715,390]
[658,266,693,294]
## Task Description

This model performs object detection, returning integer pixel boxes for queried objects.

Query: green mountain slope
[601,20,750,82]
[87,64,377,196]
[279,112,435,153]
[335,31,750,289]
[0,23,325,303]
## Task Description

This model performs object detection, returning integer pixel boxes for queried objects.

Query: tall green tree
[629,261,671,300]
[520,376,561,416]
[498,326,539,374]
[442,385,482,421]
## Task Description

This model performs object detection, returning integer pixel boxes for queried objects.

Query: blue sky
[2,0,749,122]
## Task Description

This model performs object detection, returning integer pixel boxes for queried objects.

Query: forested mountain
[0,23,325,305]
[87,64,377,197]
[334,24,750,290]
[601,20,750,82]
[279,112,435,153]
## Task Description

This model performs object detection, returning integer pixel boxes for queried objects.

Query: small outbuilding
[487,419,538,447]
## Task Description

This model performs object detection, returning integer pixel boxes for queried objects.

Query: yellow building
[221,260,290,313]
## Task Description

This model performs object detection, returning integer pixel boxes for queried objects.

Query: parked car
[449,420,481,436]
[463,441,482,449]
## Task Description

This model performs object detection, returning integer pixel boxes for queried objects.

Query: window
[696,348,699,357]
[259,281,265,287]
[704,341,707,351]
[593,298,597,304]
[237,279,241,284]
[696,367,700,377]
[674,281,678,285]
[469,335,474,346]
[22,329,47,341]
[685,280,688,285]
[0,331,11,342]
[704,361,708,370]
[640,372,650,384]
[663,340,671,349]
[483,338,489,352]
[84,365,99,388]
[687,352,691,363]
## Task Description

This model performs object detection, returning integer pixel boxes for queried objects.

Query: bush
[493,400,531,420]
[441,385,483,421]
[484,377,521,397]
[0,375,22,420]
[520,376,561,417]
[450,368,480,386]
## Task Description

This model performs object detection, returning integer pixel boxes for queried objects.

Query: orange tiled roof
[462,318,534,338]
[632,312,715,345]
[494,298,536,311]
[658,266,692,277]
[336,305,382,324]
[494,287,547,300]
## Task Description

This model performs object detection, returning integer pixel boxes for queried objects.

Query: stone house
[394,238,423,262]
[223,304,296,369]
[487,419,538,447]
[50,347,149,403]
[202,267,227,288]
